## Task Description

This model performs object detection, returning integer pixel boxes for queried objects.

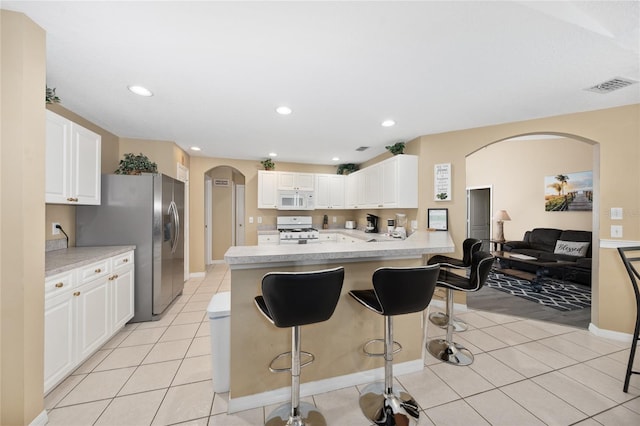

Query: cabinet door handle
[73,291,80,296]
[112,274,118,280]
[95,268,101,273]
[123,258,129,263]
[66,197,78,202]
[55,282,64,288]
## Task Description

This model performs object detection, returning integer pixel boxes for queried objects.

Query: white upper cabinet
[364,163,383,208]
[277,172,315,191]
[257,171,278,209]
[46,110,101,205]
[345,155,418,209]
[382,154,418,208]
[256,155,417,211]
[315,174,345,209]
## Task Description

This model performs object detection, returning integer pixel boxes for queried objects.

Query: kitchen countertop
[45,245,136,277]
[226,230,454,267]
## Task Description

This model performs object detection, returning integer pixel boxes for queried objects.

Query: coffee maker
[365,214,379,233]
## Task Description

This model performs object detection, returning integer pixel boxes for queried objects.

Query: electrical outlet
[52,222,61,235]
[258,217,262,224]
[249,217,254,224]
[333,216,337,223]
[611,225,623,238]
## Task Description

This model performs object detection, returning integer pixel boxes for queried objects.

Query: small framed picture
[427,208,448,231]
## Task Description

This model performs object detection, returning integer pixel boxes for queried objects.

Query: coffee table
[491,251,574,292]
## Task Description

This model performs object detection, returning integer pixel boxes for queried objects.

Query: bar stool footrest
[363,338,402,358]
[269,351,315,373]
[428,311,468,331]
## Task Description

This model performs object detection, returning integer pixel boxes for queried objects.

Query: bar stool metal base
[265,402,327,426]
[427,338,474,366]
[358,382,420,426]
[428,311,468,332]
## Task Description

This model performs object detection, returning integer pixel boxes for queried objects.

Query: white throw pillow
[553,240,590,257]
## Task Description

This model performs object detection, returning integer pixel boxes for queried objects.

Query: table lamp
[494,210,511,242]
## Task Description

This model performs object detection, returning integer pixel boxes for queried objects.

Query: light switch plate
[611,207,623,220]
[258,217,262,224]
[611,225,623,238]
[249,217,253,224]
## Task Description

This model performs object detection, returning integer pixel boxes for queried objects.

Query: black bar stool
[349,264,440,426]
[427,238,482,332]
[255,266,344,426]
[617,246,640,392]
[427,251,494,366]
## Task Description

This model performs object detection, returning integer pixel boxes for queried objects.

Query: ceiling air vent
[585,77,637,94]
[355,146,369,152]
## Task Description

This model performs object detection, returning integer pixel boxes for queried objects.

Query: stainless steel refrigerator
[76,173,185,322]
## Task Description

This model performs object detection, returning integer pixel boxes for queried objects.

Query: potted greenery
[260,158,275,170]
[385,142,405,155]
[336,163,359,175]
[46,86,61,104]
[114,153,158,175]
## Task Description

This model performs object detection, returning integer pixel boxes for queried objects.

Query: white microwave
[277,191,315,210]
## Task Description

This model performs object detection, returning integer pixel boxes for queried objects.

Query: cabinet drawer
[113,251,134,271]
[258,235,279,245]
[45,272,75,297]
[79,260,111,284]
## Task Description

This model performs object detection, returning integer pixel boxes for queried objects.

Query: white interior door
[235,184,245,246]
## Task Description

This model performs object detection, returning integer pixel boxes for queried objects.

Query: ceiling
[4,1,639,165]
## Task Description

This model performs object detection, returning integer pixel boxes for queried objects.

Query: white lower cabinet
[76,277,110,361]
[44,250,135,394]
[44,290,75,393]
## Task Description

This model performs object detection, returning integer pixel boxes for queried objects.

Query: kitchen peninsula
[223,230,454,412]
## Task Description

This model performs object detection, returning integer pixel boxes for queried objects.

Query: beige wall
[416,104,639,334]
[466,137,594,239]
[0,10,46,424]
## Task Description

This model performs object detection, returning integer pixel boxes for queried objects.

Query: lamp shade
[494,210,511,221]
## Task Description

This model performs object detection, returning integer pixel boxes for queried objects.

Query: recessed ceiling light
[332,157,340,161]
[381,119,396,127]
[269,152,278,157]
[128,85,153,97]
[190,146,201,151]
[276,106,292,115]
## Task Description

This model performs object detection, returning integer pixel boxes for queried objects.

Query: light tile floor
[45,263,640,425]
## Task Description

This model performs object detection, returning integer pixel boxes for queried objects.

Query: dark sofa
[503,228,592,286]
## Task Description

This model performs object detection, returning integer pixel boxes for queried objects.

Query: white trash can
[207,291,230,392]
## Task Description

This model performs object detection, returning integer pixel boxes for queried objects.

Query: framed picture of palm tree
[544,171,593,212]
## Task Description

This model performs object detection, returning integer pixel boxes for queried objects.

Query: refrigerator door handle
[170,200,180,254]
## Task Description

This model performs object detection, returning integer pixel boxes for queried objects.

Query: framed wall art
[428,208,448,231]
[434,163,451,201]
[544,170,593,212]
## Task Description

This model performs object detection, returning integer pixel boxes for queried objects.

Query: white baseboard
[211,259,226,265]
[29,410,48,426]
[189,272,205,278]
[227,359,423,413]
[588,323,633,342]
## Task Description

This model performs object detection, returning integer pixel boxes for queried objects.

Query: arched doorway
[204,166,246,264]
[465,133,599,328]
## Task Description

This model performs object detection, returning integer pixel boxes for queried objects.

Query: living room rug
[486,269,591,311]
